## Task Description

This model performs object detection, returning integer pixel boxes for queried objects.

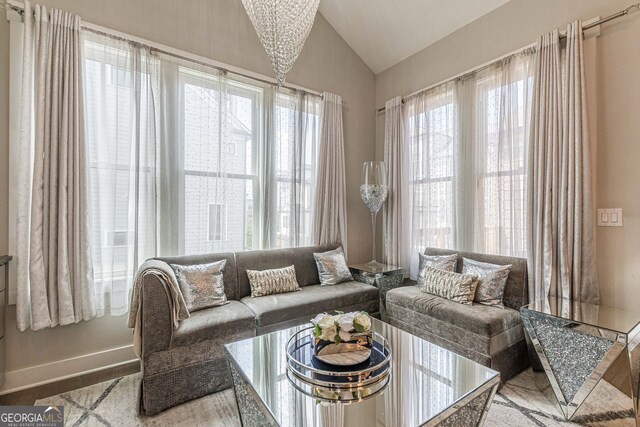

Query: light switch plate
[597,208,623,227]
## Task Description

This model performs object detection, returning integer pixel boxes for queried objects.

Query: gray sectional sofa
[385,248,530,382]
[137,244,380,415]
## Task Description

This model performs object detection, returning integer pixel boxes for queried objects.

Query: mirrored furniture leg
[521,297,640,425]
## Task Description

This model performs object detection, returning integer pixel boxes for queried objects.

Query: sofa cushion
[241,281,379,327]
[386,286,521,337]
[171,301,255,348]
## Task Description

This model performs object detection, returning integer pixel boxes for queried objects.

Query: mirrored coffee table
[225,318,500,427]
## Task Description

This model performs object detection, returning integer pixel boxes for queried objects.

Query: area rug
[36,369,635,426]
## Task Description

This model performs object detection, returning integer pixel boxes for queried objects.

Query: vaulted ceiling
[318,0,511,74]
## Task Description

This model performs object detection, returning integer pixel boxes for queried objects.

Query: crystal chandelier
[241,0,320,86]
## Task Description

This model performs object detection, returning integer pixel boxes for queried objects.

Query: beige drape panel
[17,2,96,331]
[313,92,348,254]
[382,96,409,267]
[527,21,599,304]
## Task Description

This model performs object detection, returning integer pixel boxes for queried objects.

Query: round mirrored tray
[285,326,392,389]
[286,368,391,403]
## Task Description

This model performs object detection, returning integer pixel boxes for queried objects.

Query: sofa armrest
[141,273,173,356]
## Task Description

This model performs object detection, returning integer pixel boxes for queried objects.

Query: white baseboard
[0,344,138,395]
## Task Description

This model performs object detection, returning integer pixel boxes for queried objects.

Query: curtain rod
[376,3,640,114]
[4,0,330,100]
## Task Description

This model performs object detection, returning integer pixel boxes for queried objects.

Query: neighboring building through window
[208,203,226,242]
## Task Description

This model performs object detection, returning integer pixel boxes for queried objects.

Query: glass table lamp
[360,161,388,267]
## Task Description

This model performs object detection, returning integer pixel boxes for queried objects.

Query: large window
[406,54,533,267]
[407,85,457,251]
[180,69,261,254]
[475,73,531,257]
[82,32,321,314]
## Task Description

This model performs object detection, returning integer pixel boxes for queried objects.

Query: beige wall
[0,0,376,391]
[375,0,640,311]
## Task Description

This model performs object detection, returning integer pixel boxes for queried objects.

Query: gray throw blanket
[127,259,190,357]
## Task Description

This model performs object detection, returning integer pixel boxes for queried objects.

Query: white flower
[310,313,326,325]
[311,313,337,329]
[319,324,337,341]
[338,312,356,332]
[320,316,337,331]
[353,312,371,332]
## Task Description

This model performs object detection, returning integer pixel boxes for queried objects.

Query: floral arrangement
[310,311,372,344]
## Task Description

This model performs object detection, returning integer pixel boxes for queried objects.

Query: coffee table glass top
[225,318,499,427]
[523,297,640,335]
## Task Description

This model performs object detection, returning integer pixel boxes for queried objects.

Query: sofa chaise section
[139,252,255,415]
[386,248,530,382]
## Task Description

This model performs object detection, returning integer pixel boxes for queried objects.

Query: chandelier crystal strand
[242,0,320,86]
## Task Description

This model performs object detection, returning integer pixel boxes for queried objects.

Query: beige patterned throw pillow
[418,266,479,305]
[170,260,229,312]
[247,265,301,297]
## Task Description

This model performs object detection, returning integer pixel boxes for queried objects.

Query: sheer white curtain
[404,52,534,278]
[83,32,324,316]
[404,83,459,278]
[272,91,321,248]
[471,54,534,258]
[161,58,243,255]
[83,32,158,316]
[16,2,96,331]
[313,92,348,254]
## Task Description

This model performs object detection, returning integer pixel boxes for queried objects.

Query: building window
[106,230,132,247]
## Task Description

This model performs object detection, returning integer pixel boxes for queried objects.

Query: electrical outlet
[597,209,623,227]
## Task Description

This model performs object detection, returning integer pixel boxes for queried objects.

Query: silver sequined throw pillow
[417,252,457,284]
[461,258,511,308]
[247,265,301,297]
[170,259,229,312]
[313,247,353,286]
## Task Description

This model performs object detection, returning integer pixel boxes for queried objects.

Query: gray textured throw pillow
[247,265,301,297]
[313,247,353,286]
[462,258,511,308]
[418,266,478,305]
[170,260,228,312]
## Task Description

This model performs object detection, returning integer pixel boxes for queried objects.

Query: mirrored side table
[349,263,406,313]
[521,298,640,424]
